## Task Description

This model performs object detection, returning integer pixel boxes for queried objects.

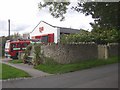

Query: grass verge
[34,57,119,74]
[0,63,2,79]
[0,63,30,79]
[8,60,23,64]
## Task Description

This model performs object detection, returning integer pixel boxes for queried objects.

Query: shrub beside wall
[32,43,42,66]
[60,29,119,44]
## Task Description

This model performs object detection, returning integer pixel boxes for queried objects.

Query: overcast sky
[0,0,94,37]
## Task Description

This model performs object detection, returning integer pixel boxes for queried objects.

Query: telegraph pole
[8,19,10,37]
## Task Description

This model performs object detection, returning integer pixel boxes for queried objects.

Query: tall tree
[38,1,70,21]
[72,2,119,30]
[38,1,119,30]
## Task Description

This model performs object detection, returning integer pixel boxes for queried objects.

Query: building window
[41,36,48,43]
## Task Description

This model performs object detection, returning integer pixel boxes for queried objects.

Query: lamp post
[8,19,10,38]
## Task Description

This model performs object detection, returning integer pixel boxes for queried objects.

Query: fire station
[30,21,80,43]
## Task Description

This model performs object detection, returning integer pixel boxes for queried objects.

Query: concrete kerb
[2,74,51,82]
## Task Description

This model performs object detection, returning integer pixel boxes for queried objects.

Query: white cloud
[0,0,94,36]
[0,0,38,22]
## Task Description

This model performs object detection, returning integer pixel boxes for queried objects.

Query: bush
[60,30,94,44]
[92,28,119,44]
[60,29,119,44]
[32,43,43,66]
[0,36,8,57]
[23,44,32,63]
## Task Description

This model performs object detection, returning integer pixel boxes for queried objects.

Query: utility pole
[8,19,10,38]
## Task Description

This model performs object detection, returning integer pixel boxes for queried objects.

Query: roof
[30,21,80,34]
[59,27,80,34]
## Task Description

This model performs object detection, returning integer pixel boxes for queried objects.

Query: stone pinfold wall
[42,43,98,64]
[107,43,118,57]
[98,43,118,59]
[41,43,118,64]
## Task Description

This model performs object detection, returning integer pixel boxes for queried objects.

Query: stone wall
[41,43,98,64]
[18,43,119,64]
[98,43,118,59]
[98,45,108,59]
[108,43,118,57]
[41,43,118,64]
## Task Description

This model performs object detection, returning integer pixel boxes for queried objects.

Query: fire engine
[4,38,45,59]
[4,35,53,59]
[5,39,31,59]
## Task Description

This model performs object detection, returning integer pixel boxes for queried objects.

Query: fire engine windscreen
[5,42,10,49]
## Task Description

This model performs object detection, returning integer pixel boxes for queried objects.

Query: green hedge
[60,29,119,44]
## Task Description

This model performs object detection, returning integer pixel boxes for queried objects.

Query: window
[11,44,16,48]
[23,43,28,47]
[41,36,48,43]
[17,43,21,48]
[5,42,10,49]
[10,43,16,51]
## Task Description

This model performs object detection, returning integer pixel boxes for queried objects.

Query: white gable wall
[30,21,60,43]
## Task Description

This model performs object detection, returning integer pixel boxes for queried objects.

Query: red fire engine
[5,39,30,59]
[4,34,54,59]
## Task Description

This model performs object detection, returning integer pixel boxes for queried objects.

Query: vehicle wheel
[12,53,18,59]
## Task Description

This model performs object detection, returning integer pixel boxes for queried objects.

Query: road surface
[2,63,118,88]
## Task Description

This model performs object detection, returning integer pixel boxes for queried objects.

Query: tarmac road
[2,63,118,88]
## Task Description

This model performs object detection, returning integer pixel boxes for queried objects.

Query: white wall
[30,21,60,43]
[56,28,60,43]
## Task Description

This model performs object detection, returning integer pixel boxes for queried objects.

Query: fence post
[104,45,108,59]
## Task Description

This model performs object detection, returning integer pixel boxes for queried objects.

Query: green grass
[0,63,2,79]
[8,60,23,64]
[34,57,119,74]
[0,63,30,79]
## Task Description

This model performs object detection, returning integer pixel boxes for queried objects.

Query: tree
[73,2,119,30]
[91,28,119,44]
[60,28,119,44]
[10,32,22,40]
[38,1,119,30]
[38,1,70,21]
[0,36,9,57]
